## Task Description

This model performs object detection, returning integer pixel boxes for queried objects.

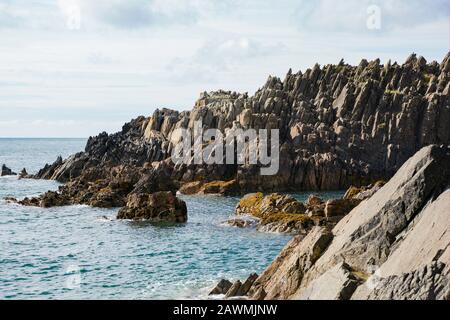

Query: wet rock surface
[209,279,233,296]
[210,274,259,299]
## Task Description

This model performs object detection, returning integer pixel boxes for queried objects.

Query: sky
[0,0,448,137]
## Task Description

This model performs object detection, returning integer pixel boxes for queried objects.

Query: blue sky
[0,0,448,137]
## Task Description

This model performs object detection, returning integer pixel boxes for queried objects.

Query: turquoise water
[0,138,343,299]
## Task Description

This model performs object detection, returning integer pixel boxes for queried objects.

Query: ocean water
[0,138,343,300]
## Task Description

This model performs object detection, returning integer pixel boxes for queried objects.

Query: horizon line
[0,137,88,139]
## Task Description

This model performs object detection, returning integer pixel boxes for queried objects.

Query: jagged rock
[201,180,239,196]
[231,191,361,234]
[305,145,450,273]
[225,280,243,298]
[352,262,450,300]
[211,273,259,298]
[247,227,334,300]
[117,191,187,223]
[306,195,323,206]
[209,279,233,296]
[232,193,313,234]
[235,193,264,216]
[18,191,69,208]
[28,52,450,197]
[18,168,28,179]
[352,186,450,300]
[297,262,363,300]
[178,180,240,196]
[324,199,361,218]
[237,273,259,296]
[10,165,175,209]
[1,165,16,176]
[243,145,450,300]
[236,193,306,217]
[343,181,386,200]
[178,181,203,195]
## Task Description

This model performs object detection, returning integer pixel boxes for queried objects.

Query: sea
[0,138,343,299]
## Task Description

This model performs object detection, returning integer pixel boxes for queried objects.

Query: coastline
[1,52,449,300]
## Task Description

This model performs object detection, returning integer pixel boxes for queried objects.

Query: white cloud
[293,0,449,33]
[86,52,115,65]
[57,0,82,30]
[165,37,287,84]
[0,0,448,137]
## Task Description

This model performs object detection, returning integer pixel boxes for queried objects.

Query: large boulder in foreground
[117,191,187,223]
[235,145,450,300]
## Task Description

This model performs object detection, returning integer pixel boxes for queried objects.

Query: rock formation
[6,53,450,231]
[209,274,260,298]
[30,53,450,198]
[8,164,187,223]
[18,168,28,179]
[227,190,362,234]
[178,180,239,196]
[213,145,450,300]
[117,191,187,223]
[1,164,16,176]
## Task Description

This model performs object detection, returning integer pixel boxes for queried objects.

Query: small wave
[0,175,19,180]
[220,214,260,229]
[95,215,115,222]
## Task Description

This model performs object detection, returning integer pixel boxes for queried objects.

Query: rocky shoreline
[2,52,450,300]
[5,53,450,217]
[224,184,380,234]
[210,145,450,300]
[20,53,450,191]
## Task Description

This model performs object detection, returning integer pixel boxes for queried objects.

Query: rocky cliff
[218,145,450,300]
[32,52,450,195]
